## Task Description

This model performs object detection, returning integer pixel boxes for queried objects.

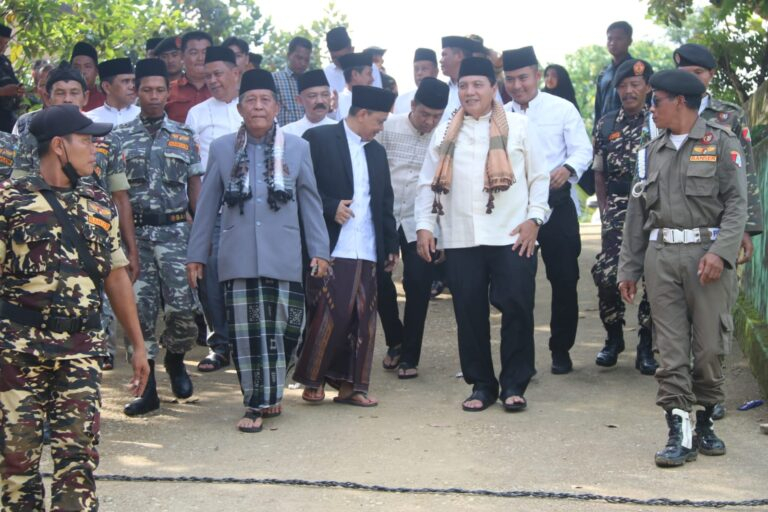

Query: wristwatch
[531,217,544,226]
[563,163,576,176]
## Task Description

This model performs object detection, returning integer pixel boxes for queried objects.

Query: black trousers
[377,228,434,366]
[444,245,537,399]
[538,198,581,355]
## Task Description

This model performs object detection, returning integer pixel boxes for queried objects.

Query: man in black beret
[282,69,336,137]
[594,21,634,128]
[71,41,105,112]
[394,48,440,114]
[334,52,374,120]
[146,37,163,57]
[87,58,139,126]
[618,69,747,468]
[154,36,184,83]
[323,27,383,96]
[375,77,449,379]
[591,59,658,374]
[166,31,213,122]
[0,23,23,133]
[293,85,398,407]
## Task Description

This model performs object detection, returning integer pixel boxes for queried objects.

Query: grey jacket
[187,131,330,283]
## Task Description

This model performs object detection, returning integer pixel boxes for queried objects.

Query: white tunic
[185,96,241,169]
[85,102,140,127]
[281,115,336,137]
[393,89,416,115]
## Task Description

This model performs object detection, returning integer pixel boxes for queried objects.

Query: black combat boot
[711,403,726,420]
[164,351,193,399]
[124,360,160,416]
[635,326,659,375]
[655,408,697,467]
[693,406,726,456]
[595,322,625,367]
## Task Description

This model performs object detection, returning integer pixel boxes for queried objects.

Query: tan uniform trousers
[644,241,734,411]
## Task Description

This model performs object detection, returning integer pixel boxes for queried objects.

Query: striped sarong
[225,277,305,408]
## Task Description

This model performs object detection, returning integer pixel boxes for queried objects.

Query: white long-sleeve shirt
[415,110,550,249]
[184,96,241,169]
[281,115,336,137]
[85,102,140,127]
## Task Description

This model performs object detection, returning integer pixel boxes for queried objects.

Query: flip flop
[462,390,496,412]
[302,388,325,403]
[333,391,378,407]
[397,362,418,380]
[261,406,282,418]
[197,351,230,373]
[382,345,402,370]
[237,410,263,433]
[502,396,527,412]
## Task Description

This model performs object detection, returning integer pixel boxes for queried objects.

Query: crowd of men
[0,17,762,509]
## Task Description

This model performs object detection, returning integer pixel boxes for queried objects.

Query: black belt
[606,181,632,196]
[133,210,187,228]
[0,301,101,334]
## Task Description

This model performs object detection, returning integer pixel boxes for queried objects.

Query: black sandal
[261,405,282,418]
[461,389,496,412]
[197,350,230,372]
[502,396,527,412]
[382,345,402,370]
[237,409,263,433]
[397,362,418,380]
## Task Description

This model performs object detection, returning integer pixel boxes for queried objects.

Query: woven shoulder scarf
[431,101,514,215]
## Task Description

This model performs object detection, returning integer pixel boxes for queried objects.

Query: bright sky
[256,0,670,88]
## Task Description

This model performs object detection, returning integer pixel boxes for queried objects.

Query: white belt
[649,227,719,244]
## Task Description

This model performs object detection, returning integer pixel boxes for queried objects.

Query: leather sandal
[462,389,496,412]
[237,409,263,433]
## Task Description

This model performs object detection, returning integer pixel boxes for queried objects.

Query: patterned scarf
[228,122,293,214]
[431,100,514,215]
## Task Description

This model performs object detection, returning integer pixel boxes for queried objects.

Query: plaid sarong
[225,277,305,408]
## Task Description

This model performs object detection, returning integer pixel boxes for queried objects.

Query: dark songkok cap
[326,27,352,52]
[338,52,372,71]
[297,69,329,92]
[98,58,133,81]
[135,58,168,83]
[363,46,386,56]
[146,37,163,52]
[441,36,478,55]
[351,85,396,112]
[0,24,12,38]
[204,46,236,65]
[414,48,437,64]
[502,46,538,71]
[71,41,98,63]
[239,69,276,95]
[30,104,112,143]
[613,59,653,88]
[649,69,706,97]
[673,43,716,70]
[458,56,496,84]
[154,36,180,55]
[414,77,449,110]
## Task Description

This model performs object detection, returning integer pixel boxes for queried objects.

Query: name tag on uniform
[690,155,717,163]
[88,215,110,232]
[167,140,189,150]
[608,131,621,141]
[170,133,190,142]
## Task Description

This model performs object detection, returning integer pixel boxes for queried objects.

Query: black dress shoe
[164,352,193,399]
[124,360,160,416]
[551,351,573,374]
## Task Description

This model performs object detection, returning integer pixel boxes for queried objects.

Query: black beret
[351,85,396,112]
[146,37,163,52]
[154,36,180,56]
[441,36,478,55]
[674,43,716,70]
[204,46,236,65]
[135,58,168,83]
[338,52,372,71]
[363,46,386,57]
[71,41,98,64]
[414,48,437,64]
[326,27,352,52]
[239,69,276,95]
[98,58,133,81]
[30,104,112,143]
[0,24,12,38]
[414,77,449,110]
[502,46,538,71]
[297,69,329,92]
[612,59,653,88]
[458,56,496,84]
[649,69,706,97]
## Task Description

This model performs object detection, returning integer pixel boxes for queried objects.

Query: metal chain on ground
[51,473,768,508]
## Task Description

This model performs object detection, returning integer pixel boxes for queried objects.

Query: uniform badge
[731,151,742,168]
[718,112,730,122]
[87,215,110,232]
[608,131,621,141]
[690,155,717,162]
[702,132,714,144]
[168,140,189,150]
[633,61,645,75]
[742,127,752,142]
[86,200,112,219]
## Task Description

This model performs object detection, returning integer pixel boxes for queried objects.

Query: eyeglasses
[651,95,673,107]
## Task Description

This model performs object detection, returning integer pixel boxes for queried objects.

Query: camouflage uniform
[0,131,18,179]
[112,116,202,360]
[591,107,652,330]
[0,174,128,511]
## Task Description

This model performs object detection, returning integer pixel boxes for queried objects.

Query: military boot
[595,322,625,367]
[635,326,659,375]
[693,406,726,456]
[655,408,697,467]
[124,360,160,416]
[164,351,193,399]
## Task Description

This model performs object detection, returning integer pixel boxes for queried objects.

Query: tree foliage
[178,0,271,48]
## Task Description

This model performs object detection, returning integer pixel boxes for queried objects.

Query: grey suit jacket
[187,131,330,283]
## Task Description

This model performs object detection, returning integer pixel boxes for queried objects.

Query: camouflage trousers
[591,195,651,330]
[0,350,101,512]
[130,224,198,360]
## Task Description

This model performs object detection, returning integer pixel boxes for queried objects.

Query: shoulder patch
[731,151,742,168]
[742,127,751,142]
[702,132,714,144]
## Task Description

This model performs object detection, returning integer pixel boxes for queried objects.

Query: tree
[564,41,674,133]
[178,0,271,48]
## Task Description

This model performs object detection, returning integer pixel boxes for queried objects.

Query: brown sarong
[293,258,377,393]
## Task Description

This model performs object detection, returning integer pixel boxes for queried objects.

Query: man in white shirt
[333,53,374,121]
[85,58,140,126]
[323,26,382,97]
[394,48,439,114]
[281,69,336,137]
[184,46,243,372]
[502,46,593,375]
[376,77,449,379]
[415,57,549,412]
